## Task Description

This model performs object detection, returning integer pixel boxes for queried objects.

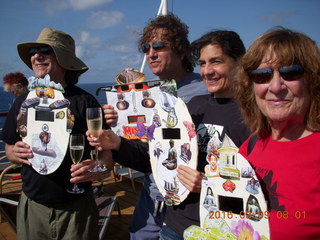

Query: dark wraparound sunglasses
[29,46,53,56]
[250,64,304,84]
[142,41,166,53]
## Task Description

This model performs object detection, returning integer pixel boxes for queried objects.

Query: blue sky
[0,0,319,86]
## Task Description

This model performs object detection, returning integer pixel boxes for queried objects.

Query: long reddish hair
[3,72,28,86]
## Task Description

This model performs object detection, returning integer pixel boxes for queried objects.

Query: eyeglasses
[142,41,167,53]
[29,46,53,56]
[250,64,304,84]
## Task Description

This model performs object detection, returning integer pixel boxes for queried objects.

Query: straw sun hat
[17,28,88,73]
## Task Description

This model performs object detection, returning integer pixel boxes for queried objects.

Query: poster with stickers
[184,135,270,240]
[149,96,198,205]
[99,68,198,204]
[18,75,74,175]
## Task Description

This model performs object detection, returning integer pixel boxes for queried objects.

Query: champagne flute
[86,107,107,172]
[67,134,85,194]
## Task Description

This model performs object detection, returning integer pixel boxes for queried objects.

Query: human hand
[176,165,204,193]
[5,141,33,166]
[102,104,118,126]
[70,159,106,183]
[86,129,121,151]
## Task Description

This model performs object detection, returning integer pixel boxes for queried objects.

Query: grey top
[176,72,208,103]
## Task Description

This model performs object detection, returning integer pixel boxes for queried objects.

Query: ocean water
[77,82,112,105]
[0,82,112,153]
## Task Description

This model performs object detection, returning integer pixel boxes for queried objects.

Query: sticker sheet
[18,75,73,175]
[184,135,270,240]
[101,68,198,204]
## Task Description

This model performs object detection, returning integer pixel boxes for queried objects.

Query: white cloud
[37,0,113,15]
[78,31,102,47]
[105,25,141,53]
[259,10,299,25]
[35,0,68,16]
[87,11,124,29]
[120,54,144,67]
[107,43,133,53]
[76,31,103,58]
[69,0,113,10]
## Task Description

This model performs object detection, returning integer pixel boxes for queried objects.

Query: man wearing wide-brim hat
[1,28,112,239]
[17,28,88,77]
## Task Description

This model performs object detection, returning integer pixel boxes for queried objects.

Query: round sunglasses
[250,64,304,84]
[142,41,167,53]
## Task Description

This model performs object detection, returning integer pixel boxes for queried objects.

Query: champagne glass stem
[94,146,99,167]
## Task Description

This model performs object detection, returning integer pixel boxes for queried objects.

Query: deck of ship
[0,170,143,240]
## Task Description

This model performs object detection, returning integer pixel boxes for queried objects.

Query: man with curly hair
[103,13,207,239]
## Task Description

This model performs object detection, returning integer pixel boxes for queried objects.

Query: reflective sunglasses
[29,46,53,56]
[250,64,304,84]
[142,41,167,53]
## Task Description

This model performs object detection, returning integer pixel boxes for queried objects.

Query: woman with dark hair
[88,30,250,239]
[235,27,320,240]
[158,30,250,239]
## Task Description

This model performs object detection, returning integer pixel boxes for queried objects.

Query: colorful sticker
[100,70,197,204]
[186,135,270,239]
[20,75,72,175]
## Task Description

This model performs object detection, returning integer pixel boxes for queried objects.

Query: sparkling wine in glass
[86,107,107,172]
[67,134,85,194]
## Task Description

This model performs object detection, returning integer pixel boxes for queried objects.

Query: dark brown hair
[191,30,245,64]
[138,13,194,72]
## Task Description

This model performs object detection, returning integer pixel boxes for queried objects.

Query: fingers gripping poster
[184,135,270,240]
[18,75,73,175]
[101,68,198,205]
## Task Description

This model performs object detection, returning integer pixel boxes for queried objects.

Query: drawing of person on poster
[204,151,219,177]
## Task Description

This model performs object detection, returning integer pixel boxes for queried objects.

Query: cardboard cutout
[184,135,270,240]
[18,75,73,175]
[99,68,198,204]
[149,96,198,205]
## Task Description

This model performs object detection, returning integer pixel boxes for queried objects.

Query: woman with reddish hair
[3,72,29,97]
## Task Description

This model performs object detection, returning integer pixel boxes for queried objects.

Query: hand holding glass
[67,134,85,194]
[86,107,107,172]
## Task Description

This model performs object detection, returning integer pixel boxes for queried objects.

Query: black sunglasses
[29,46,53,56]
[142,41,166,53]
[118,83,144,92]
[250,64,304,84]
